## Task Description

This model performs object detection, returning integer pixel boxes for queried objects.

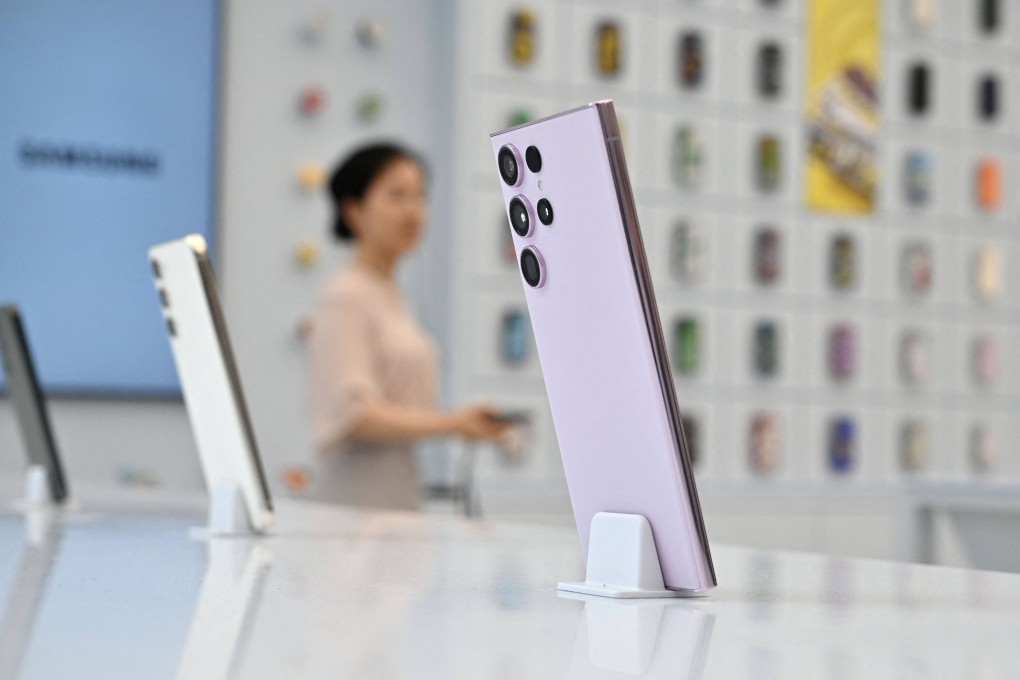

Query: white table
[1,497,1019,679]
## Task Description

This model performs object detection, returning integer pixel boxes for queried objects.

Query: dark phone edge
[192,252,274,514]
[0,305,68,503]
[595,101,717,587]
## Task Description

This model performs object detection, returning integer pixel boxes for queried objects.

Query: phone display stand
[191,482,259,539]
[22,465,53,508]
[558,512,685,599]
[11,465,77,516]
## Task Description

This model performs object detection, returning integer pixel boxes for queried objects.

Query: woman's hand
[448,404,514,441]
[346,400,516,443]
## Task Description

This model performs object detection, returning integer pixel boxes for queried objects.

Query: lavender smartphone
[490,101,715,591]
[0,304,68,503]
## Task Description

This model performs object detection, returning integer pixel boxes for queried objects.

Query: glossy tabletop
[1,497,1019,679]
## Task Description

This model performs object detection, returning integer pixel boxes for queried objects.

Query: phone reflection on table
[0,509,65,680]
[561,592,715,679]
[175,539,274,680]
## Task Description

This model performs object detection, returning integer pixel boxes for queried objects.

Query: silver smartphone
[0,304,68,503]
[148,235,273,532]
[490,101,715,591]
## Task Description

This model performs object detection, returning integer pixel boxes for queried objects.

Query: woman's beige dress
[309,263,438,510]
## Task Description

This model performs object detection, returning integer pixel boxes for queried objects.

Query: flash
[538,180,544,191]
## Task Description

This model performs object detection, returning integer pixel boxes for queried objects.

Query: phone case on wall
[148,236,274,532]
[594,21,622,78]
[907,62,931,116]
[829,416,855,473]
[0,304,68,503]
[490,101,715,592]
[678,31,704,89]
[757,42,782,98]
[753,226,782,284]
[978,74,999,121]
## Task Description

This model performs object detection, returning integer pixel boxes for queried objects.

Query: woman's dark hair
[327,142,422,242]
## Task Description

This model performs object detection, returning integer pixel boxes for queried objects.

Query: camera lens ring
[508,195,534,238]
[520,246,546,288]
[497,145,523,187]
[536,198,553,225]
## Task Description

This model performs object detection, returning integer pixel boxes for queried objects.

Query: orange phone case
[976,159,1001,210]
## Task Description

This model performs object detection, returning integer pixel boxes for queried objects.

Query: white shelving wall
[445,0,1020,557]
[211,0,1019,558]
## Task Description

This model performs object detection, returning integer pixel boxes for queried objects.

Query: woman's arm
[346,399,511,443]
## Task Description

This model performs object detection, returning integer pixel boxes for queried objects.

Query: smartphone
[491,409,531,425]
[148,235,274,532]
[0,304,68,503]
[490,101,715,592]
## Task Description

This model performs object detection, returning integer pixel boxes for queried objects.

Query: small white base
[9,465,61,514]
[558,512,684,599]
[24,465,53,507]
[190,482,259,539]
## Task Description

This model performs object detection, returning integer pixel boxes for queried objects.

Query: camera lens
[525,146,542,172]
[520,246,545,288]
[498,145,522,187]
[508,196,533,237]
[536,198,553,225]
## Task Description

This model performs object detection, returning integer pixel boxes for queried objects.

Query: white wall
[214,0,458,493]
[0,399,201,492]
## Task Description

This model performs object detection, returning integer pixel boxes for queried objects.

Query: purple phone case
[490,101,715,591]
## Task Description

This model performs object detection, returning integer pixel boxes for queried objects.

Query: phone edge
[190,248,275,517]
[0,304,68,503]
[593,100,717,587]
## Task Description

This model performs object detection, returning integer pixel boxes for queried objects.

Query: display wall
[213,0,1020,510]
[451,0,1020,498]
[0,0,220,394]
[2,1,1017,552]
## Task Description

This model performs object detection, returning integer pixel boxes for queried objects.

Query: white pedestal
[191,482,259,539]
[23,465,53,508]
[558,512,685,599]
[9,465,59,513]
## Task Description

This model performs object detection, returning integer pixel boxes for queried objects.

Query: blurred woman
[309,143,510,510]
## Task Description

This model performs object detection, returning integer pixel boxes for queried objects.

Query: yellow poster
[805,0,880,214]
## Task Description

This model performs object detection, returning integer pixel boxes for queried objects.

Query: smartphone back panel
[490,102,714,591]
[149,236,273,532]
[0,304,68,502]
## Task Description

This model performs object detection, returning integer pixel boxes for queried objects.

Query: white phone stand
[191,482,259,539]
[23,465,53,508]
[558,512,685,599]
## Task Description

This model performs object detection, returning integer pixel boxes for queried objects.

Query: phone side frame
[594,101,716,585]
[0,305,68,503]
[190,251,274,514]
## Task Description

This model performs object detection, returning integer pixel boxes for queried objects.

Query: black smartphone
[490,409,531,425]
[0,304,68,503]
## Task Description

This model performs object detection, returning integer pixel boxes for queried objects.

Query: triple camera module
[498,143,552,288]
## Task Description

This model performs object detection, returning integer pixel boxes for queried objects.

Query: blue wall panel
[0,0,219,394]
